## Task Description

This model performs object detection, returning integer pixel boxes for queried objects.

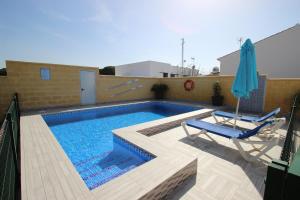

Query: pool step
[75,153,145,190]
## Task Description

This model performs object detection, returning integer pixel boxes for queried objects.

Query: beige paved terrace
[21,102,211,200]
[20,102,286,200]
[163,116,286,200]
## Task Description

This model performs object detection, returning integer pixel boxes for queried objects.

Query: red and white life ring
[184,80,194,91]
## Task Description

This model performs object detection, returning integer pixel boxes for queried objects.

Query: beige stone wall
[162,76,300,115]
[265,78,300,114]
[0,76,11,120]
[96,76,159,103]
[1,60,299,121]
[0,61,159,120]
[161,76,237,108]
[0,61,99,119]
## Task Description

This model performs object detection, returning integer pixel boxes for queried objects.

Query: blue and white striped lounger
[181,118,285,162]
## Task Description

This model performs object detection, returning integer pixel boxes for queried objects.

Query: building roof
[217,23,300,61]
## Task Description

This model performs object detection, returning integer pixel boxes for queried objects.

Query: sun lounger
[211,108,280,126]
[181,118,285,162]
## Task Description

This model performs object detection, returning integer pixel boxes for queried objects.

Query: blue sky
[0,0,299,73]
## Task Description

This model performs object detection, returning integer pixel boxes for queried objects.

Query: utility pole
[181,38,185,76]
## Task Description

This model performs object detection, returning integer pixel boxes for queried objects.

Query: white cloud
[82,2,112,23]
[54,13,72,22]
[40,9,72,22]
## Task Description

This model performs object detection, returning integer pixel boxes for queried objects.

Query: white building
[218,24,300,78]
[115,61,198,77]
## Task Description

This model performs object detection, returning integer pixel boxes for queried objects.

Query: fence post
[14,93,20,119]
[7,113,21,200]
[14,93,21,167]
[7,113,19,173]
[264,160,288,200]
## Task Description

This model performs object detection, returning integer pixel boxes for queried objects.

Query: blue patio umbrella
[231,38,258,127]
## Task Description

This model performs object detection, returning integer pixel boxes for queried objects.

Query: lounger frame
[181,118,285,162]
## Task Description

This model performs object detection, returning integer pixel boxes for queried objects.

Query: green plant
[212,81,224,106]
[99,66,115,75]
[0,68,7,76]
[151,84,169,99]
[213,81,221,96]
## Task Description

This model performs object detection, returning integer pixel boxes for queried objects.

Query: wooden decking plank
[22,118,36,200]
[30,117,58,200]
[22,117,47,200]
[36,123,67,200]
[20,118,28,200]
[36,116,93,199]
[31,117,63,200]
[32,116,75,200]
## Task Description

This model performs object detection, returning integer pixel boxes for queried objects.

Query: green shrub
[151,84,169,99]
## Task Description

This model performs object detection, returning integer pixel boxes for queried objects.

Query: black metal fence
[0,93,21,200]
[264,92,300,200]
[280,92,300,163]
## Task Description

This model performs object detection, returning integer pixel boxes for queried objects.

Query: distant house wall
[115,61,196,77]
[115,61,152,77]
[148,61,176,77]
[115,61,176,77]
[219,25,300,78]
[1,60,299,121]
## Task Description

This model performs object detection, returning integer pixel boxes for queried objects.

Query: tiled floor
[158,116,286,200]
[20,103,286,200]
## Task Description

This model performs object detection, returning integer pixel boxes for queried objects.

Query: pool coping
[21,101,213,200]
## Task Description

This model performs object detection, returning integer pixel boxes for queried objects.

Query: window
[170,74,176,77]
[40,68,51,80]
[163,72,168,77]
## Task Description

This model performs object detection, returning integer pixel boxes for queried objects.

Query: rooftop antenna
[191,57,195,65]
[237,37,243,48]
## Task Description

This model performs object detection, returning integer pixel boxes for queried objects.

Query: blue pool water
[43,102,199,190]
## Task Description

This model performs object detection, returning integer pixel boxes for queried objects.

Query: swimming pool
[43,101,200,190]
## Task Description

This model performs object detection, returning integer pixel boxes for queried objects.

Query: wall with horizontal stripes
[161,76,236,108]
[264,78,300,114]
[0,61,160,121]
[1,60,299,121]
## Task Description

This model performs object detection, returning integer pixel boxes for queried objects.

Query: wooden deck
[20,103,286,200]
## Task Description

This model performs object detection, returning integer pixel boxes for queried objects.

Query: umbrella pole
[234,97,240,129]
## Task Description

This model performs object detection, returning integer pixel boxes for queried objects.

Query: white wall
[115,61,152,77]
[219,25,300,78]
[115,61,198,77]
[148,61,176,77]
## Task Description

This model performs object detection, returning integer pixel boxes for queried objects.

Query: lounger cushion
[213,111,258,122]
[213,108,280,123]
[256,108,280,122]
[185,119,271,139]
[186,119,243,139]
